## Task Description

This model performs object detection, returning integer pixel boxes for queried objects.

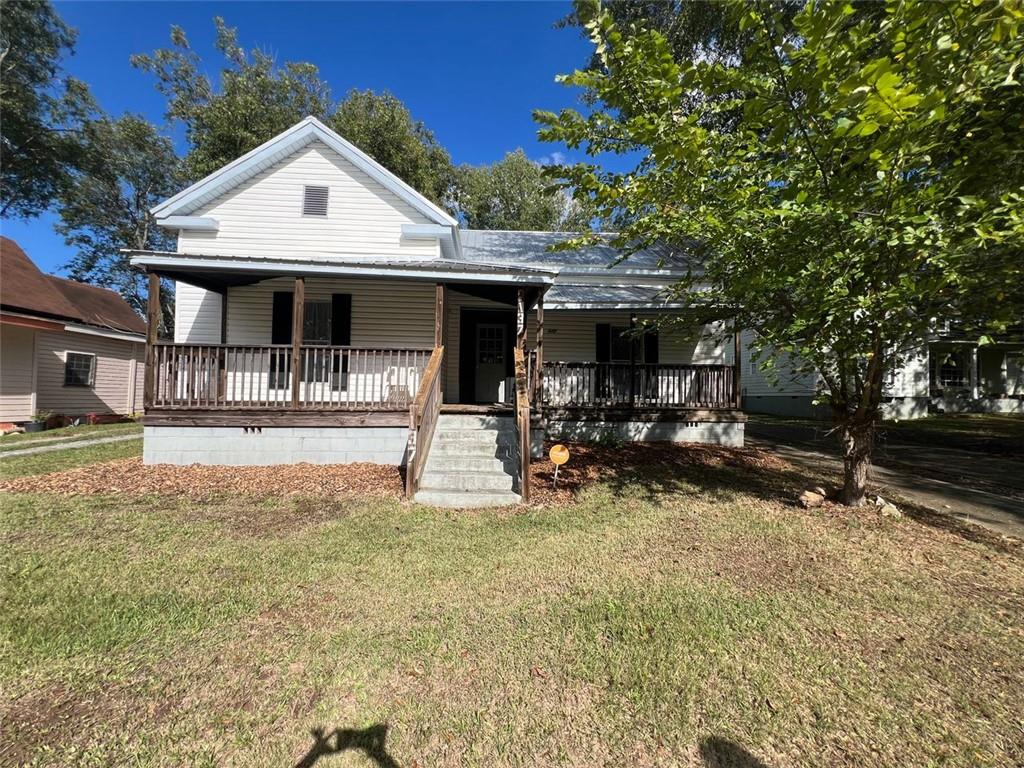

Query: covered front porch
[133,250,745,499]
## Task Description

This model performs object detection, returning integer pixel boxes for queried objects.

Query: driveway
[746,420,1024,539]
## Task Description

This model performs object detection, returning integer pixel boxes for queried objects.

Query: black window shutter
[271,291,293,344]
[331,294,352,345]
[596,323,611,363]
[644,330,659,364]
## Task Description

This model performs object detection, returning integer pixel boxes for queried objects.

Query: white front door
[474,323,506,403]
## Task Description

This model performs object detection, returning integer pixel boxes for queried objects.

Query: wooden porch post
[143,272,160,409]
[734,327,743,409]
[434,283,445,348]
[435,283,445,397]
[629,312,637,405]
[534,289,545,403]
[290,277,305,408]
[515,287,530,502]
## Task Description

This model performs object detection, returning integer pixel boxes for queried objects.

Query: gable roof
[151,116,457,228]
[0,237,146,335]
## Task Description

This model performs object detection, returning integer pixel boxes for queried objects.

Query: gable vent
[302,185,329,216]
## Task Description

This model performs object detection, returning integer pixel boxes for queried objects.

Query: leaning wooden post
[434,283,445,348]
[290,276,305,408]
[534,289,545,403]
[515,287,530,502]
[435,282,445,397]
[733,326,743,409]
[143,272,160,409]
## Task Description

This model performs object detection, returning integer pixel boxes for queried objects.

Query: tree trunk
[839,419,874,506]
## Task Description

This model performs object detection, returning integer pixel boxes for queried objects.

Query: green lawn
[1,444,1022,766]
[0,422,142,452]
[881,413,1024,455]
[0,438,143,479]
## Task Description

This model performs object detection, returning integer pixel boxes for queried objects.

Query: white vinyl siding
[225,277,435,348]
[176,141,438,260]
[34,330,145,415]
[887,346,930,398]
[0,324,36,421]
[739,329,819,397]
[442,288,726,403]
[174,281,222,343]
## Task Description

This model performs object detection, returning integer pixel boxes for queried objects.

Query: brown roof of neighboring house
[0,236,146,335]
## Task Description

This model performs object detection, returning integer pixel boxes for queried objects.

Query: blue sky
[2,1,607,274]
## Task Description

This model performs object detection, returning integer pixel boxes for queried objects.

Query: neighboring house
[740,329,1023,420]
[0,237,147,424]
[129,117,744,505]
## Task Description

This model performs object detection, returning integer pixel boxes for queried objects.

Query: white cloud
[536,151,567,166]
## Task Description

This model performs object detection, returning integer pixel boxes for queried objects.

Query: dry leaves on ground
[0,458,404,501]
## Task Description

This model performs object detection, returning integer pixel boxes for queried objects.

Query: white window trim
[64,350,97,388]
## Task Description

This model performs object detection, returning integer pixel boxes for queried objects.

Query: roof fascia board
[0,311,66,332]
[157,216,220,232]
[129,254,553,286]
[151,117,457,227]
[63,322,145,343]
[546,302,691,311]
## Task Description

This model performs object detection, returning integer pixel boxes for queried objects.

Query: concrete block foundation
[143,425,409,466]
[537,419,745,454]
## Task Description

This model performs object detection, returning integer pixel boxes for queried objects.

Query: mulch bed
[0,442,789,505]
[0,458,404,501]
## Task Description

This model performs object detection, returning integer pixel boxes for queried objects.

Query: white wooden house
[130,117,744,505]
[740,329,1023,420]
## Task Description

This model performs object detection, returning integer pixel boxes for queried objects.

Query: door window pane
[478,325,505,364]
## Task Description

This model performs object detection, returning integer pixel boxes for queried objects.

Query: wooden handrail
[406,346,444,498]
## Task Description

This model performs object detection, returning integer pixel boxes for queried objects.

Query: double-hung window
[64,352,96,387]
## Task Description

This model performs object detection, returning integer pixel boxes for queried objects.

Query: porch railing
[540,362,737,409]
[149,343,433,410]
[406,346,444,497]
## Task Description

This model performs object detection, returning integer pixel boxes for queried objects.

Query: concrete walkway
[0,433,141,459]
[746,422,1024,539]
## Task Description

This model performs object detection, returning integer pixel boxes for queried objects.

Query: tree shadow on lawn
[699,736,771,767]
[531,441,1022,554]
[294,723,399,767]
[531,440,808,509]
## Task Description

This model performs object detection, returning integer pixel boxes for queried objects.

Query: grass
[0,422,142,452]
[0,438,143,479]
[1,445,1022,766]
[880,413,1024,455]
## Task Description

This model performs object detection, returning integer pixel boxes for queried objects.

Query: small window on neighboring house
[64,352,96,387]
[302,185,329,216]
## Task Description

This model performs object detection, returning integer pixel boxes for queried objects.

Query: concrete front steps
[413,414,520,508]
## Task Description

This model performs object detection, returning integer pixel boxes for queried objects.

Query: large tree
[538,0,1024,505]
[329,89,454,209]
[0,0,93,218]
[455,149,593,231]
[131,17,332,181]
[57,115,183,332]
[132,21,454,209]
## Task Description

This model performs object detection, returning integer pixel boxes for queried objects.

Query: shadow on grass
[532,441,1022,554]
[294,723,399,767]
[700,736,770,767]
[532,441,808,508]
